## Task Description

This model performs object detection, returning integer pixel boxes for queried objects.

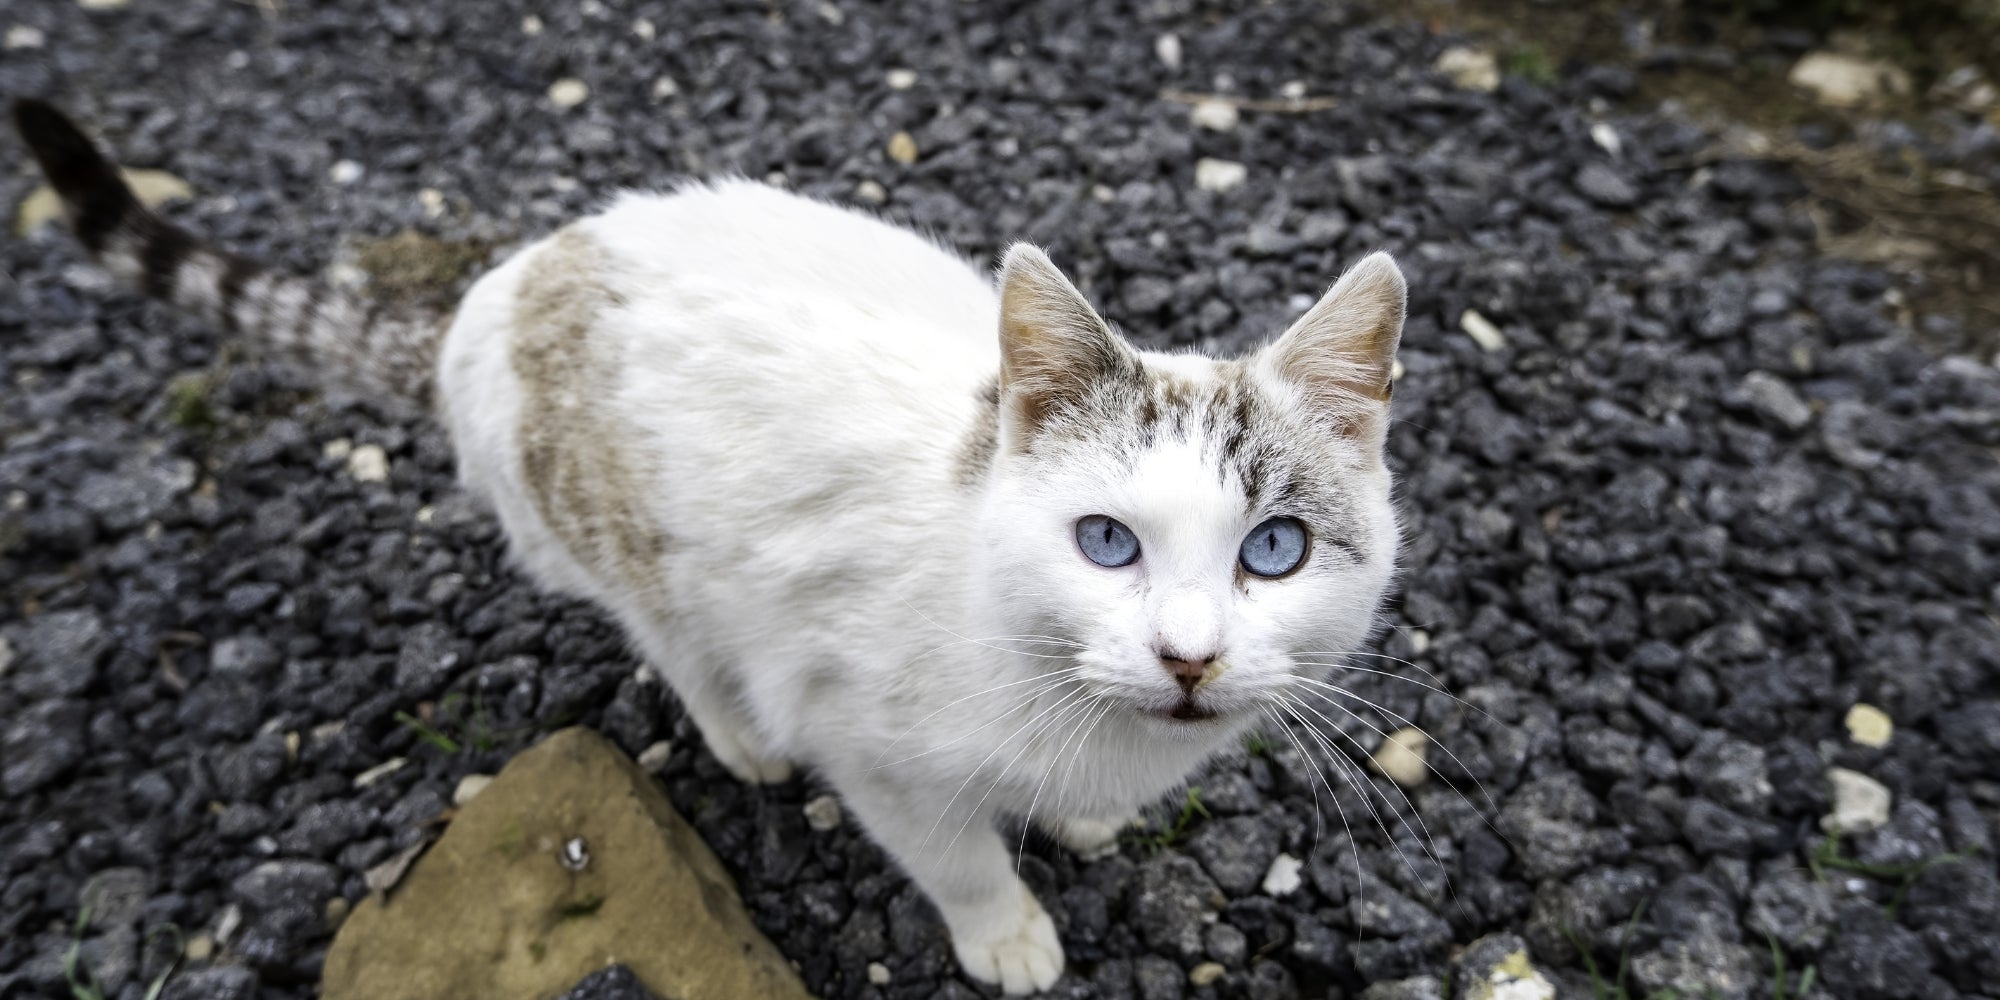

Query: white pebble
[1154,33,1183,71]
[885,68,918,90]
[322,437,353,461]
[1189,98,1239,132]
[352,757,406,789]
[0,636,11,677]
[1824,767,1892,834]
[1459,309,1507,351]
[419,188,445,219]
[347,444,389,483]
[214,904,243,945]
[651,76,680,101]
[1261,853,1303,896]
[78,0,129,9]
[1190,962,1225,987]
[637,740,674,773]
[1280,80,1307,100]
[1590,122,1623,158]
[632,18,655,40]
[816,2,845,25]
[548,78,590,109]
[5,25,46,49]
[1436,46,1500,92]
[803,794,843,832]
[1845,703,1893,748]
[453,774,494,806]
[1194,157,1247,192]
[329,160,364,185]
[1369,727,1430,788]
[521,14,544,36]
[853,180,888,205]
[867,962,891,985]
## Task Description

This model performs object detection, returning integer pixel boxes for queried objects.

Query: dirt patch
[1401,0,2000,354]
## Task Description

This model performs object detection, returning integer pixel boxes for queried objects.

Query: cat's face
[978,246,1404,736]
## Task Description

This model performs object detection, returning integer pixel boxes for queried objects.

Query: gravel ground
[4,2,2000,999]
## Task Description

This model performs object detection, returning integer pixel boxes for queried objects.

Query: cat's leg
[625,624,794,784]
[835,772,1063,994]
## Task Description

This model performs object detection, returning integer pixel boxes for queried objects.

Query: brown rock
[322,727,814,1000]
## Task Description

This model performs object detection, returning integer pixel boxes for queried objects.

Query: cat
[13,98,1406,994]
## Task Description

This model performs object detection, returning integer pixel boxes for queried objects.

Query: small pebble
[1194,158,1246,192]
[632,18,655,40]
[1155,33,1183,71]
[1261,853,1303,896]
[1370,727,1430,787]
[0,636,13,676]
[854,180,888,205]
[885,68,918,90]
[636,741,674,773]
[867,962,891,985]
[651,76,680,101]
[1189,98,1239,131]
[419,188,445,218]
[453,774,493,806]
[352,757,405,789]
[548,78,590,109]
[329,160,364,185]
[1459,309,1507,351]
[347,444,390,483]
[1590,122,1623,157]
[521,14,544,35]
[1190,962,1226,986]
[803,794,843,832]
[5,25,46,49]
[79,0,130,8]
[323,438,353,461]
[1845,703,1892,747]
[184,933,215,961]
[1823,767,1892,834]
[1436,46,1500,92]
[887,131,919,164]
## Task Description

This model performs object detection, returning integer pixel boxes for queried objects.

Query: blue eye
[1240,517,1309,577]
[1075,515,1140,568]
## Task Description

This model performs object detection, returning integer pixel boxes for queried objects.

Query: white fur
[435,179,1400,993]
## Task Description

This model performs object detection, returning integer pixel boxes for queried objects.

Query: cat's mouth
[1152,697,1218,723]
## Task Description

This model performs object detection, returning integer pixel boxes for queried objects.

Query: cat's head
[977,244,1403,737]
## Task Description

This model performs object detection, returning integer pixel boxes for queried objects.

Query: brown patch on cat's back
[511,228,671,595]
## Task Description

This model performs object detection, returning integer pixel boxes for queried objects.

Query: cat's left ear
[996,243,1133,441]
[1257,252,1405,430]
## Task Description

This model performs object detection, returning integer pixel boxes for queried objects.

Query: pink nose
[1158,648,1216,695]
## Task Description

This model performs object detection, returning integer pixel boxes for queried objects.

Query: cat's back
[588,179,998,338]
[438,179,999,601]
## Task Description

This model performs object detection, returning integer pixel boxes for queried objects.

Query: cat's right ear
[996,244,1132,443]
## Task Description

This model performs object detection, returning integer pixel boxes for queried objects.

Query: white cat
[17,99,1405,994]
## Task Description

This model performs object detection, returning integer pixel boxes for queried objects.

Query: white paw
[1046,816,1132,860]
[703,727,795,785]
[951,889,1064,995]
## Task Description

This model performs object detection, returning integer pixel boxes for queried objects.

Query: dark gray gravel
[4,1,2000,999]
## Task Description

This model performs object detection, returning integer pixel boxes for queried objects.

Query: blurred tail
[11,98,440,404]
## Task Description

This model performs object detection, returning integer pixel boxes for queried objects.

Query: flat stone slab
[322,727,814,1000]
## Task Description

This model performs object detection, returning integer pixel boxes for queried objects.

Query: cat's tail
[11,98,440,405]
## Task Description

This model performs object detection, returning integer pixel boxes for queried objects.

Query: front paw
[1044,815,1134,860]
[950,885,1063,995]
[703,727,795,785]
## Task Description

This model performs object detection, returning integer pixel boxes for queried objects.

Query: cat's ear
[1258,251,1405,431]
[996,243,1133,440]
